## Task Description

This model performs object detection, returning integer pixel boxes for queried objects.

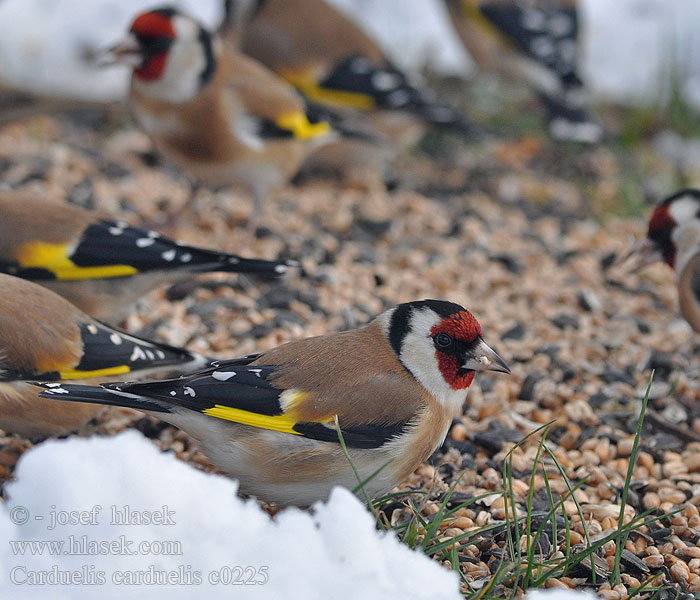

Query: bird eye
[434,333,453,348]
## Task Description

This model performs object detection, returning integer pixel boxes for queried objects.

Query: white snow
[2,0,700,108]
[326,0,475,77]
[0,430,461,599]
[0,0,223,101]
[580,0,700,107]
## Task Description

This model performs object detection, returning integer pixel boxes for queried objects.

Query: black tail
[539,94,604,144]
[316,55,480,138]
[304,101,382,143]
[64,219,298,279]
[185,252,299,276]
[34,382,172,413]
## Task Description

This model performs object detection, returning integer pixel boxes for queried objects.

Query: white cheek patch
[672,216,700,275]
[669,196,700,225]
[398,308,467,413]
[133,17,208,104]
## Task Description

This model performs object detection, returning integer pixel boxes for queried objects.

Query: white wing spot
[44,384,69,394]
[249,369,262,378]
[87,324,99,335]
[180,253,192,262]
[349,56,372,73]
[184,387,195,397]
[371,71,401,91]
[147,230,160,238]
[136,238,155,248]
[386,89,411,107]
[530,36,555,59]
[212,371,237,381]
[156,350,165,359]
[145,350,154,360]
[548,14,573,37]
[170,390,177,396]
[108,227,124,236]
[130,346,147,361]
[109,333,122,345]
[162,249,176,261]
[522,9,546,31]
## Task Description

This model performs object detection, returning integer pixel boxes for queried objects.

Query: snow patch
[0,431,461,599]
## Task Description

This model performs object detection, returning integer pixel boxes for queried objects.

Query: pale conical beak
[621,237,664,273]
[96,35,143,67]
[462,338,511,374]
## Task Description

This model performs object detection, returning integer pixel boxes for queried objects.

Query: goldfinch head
[380,300,509,409]
[109,7,216,102]
[643,189,700,272]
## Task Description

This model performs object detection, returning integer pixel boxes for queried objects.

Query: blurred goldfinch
[631,189,700,335]
[445,0,603,143]
[38,299,510,505]
[106,7,335,226]
[233,0,479,145]
[0,273,210,438]
[0,191,296,322]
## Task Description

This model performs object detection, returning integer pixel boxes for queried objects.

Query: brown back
[240,0,386,76]
[254,319,428,426]
[0,274,83,374]
[0,191,94,261]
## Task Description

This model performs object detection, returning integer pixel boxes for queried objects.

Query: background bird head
[106,6,216,103]
[634,189,700,275]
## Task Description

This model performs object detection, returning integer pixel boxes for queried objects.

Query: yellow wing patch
[281,70,376,111]
[458,0,521,48]
[203,405,302,434]
[16,241,137,280]
[202,390,333,434]
[59,365,131,380]
[276,111,331,141]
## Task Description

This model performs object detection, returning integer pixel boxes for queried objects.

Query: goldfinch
[445,0,603,143]
[38,299,510,505]
[0,191,295,322]
[0,273,210,438]
[631,189,700,334]
[106,7,334,226]
[234,0,478,144]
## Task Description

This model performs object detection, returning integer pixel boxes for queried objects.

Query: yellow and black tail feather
[3,321,210,382]
[37,357,410,448]
[4,219,297,282]
[292,54,478,137]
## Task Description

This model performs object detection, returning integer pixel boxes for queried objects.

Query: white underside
[162,410,433,506]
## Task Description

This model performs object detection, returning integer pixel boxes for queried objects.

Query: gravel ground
[1,102,700,598]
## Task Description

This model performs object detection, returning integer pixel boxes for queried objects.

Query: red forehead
[430,310,482,341]
[130,11,176,38]
[648,203,674,235]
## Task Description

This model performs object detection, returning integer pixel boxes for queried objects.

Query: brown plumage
[678,255,700,334]
[0,274,209,438]
[38,300,510,505]
[237,0,385,76]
